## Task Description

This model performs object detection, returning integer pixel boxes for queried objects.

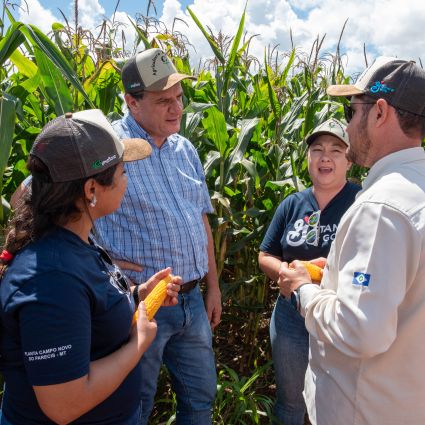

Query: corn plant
[0,1,374,420]
[151,363,273,425]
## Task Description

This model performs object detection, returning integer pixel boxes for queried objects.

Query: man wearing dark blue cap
[278,56,425,425]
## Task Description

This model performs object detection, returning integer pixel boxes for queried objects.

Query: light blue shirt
[95,112,213,284]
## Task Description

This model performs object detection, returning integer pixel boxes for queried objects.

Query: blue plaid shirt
[95,112,214,284]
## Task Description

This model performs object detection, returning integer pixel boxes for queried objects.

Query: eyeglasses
[344,102,376,123]
[95,244,131,296]
[305,210,321,247]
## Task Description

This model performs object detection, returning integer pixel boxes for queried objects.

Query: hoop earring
[89,194,97,208]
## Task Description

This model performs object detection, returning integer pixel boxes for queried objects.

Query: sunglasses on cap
[344,102,376,123]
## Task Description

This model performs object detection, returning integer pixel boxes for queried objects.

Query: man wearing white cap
[278,56,425,425]
[95,49,221,424]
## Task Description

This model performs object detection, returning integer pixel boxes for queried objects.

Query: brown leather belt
[180,276,204,293]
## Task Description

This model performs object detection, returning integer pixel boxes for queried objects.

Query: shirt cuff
[299,283,321,317]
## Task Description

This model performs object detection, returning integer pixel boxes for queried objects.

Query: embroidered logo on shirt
[352,272,371,287]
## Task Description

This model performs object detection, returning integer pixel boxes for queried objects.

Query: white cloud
[76,0,105,29]
[17,0,425,76]
[18,0,59,33]
[111,11,137,58]
[160,0,425,74]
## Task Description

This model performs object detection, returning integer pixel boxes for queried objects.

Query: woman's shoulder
[280,187,312,206]
[346,180,362,192]
[341,181,362,199]
[4,229,96,286]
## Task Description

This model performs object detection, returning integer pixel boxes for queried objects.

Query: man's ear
[124,93,138,109]
[375,99,390,126]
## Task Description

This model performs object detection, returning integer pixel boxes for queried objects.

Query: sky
[12,0,425,76]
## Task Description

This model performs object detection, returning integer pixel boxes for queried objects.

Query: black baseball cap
[327,56,425,117]
[31,109,152,182]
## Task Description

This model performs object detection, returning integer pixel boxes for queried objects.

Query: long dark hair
[1,156,117,265]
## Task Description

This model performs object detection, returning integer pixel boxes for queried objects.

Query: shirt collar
[363,147,425,190]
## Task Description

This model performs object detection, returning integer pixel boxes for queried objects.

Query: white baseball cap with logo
[305,118,349,147]
[121,48,196,93]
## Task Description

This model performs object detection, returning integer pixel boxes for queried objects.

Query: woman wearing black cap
[259,118,360,425]
[0,110,180,425]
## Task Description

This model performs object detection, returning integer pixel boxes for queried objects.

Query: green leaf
[223,3,246,93]
[19,24,94,107]
[0,96,16,222]
[264,60,281,120]
[9,49,38,78]
[34,47,73,115]
[201,107,229,156]
[128,18,151,50]
[204,150,220,177]
[228,118,260,167]
[187,7,225,64]
[181,102,215,139]
[0,22,26,66]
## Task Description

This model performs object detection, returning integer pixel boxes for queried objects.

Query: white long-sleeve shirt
[300,147,425,425]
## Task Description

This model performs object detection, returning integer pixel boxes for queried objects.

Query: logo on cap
[151,51,164,76]
[92,155,117,169]
[370,81,395,94]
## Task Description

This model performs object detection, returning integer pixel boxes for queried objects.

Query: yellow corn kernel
[300,261,323,282]
[132,275,172,325]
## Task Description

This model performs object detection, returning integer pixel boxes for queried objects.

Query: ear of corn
[300,261,323,282]
[132,275,172,324]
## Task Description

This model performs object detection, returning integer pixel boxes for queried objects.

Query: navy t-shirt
[260,182,361,262]
[0,227,141,424]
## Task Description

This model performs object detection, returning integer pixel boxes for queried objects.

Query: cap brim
[122,138,152,161]
[327,84,364,97]
[306,130,349,147]
[145,73,197,92]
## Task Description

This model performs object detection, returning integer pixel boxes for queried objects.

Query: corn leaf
[228,118,260,167]
[223,3,246,93]
[18,24,94,107]
[0,22,25,66]
[187,7,225,64]
[34,46,73,115]
[128,18,151,50]
[0,95,16,222]
[201,107,229,156]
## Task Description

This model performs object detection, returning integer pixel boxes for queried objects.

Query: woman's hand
[309,257,327,269]
[131,301,157,353]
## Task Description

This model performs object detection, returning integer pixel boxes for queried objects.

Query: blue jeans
[139,285,216,425]
[270,295,309,425]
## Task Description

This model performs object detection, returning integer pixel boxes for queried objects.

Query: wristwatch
[290,283,310,312]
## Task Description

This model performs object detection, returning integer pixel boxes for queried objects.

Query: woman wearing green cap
[0,110,180,425]
[259,118,360,425]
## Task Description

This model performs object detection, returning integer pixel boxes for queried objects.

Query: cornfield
[0,2,376,423]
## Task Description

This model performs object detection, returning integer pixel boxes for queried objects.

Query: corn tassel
[132,275,172,324]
